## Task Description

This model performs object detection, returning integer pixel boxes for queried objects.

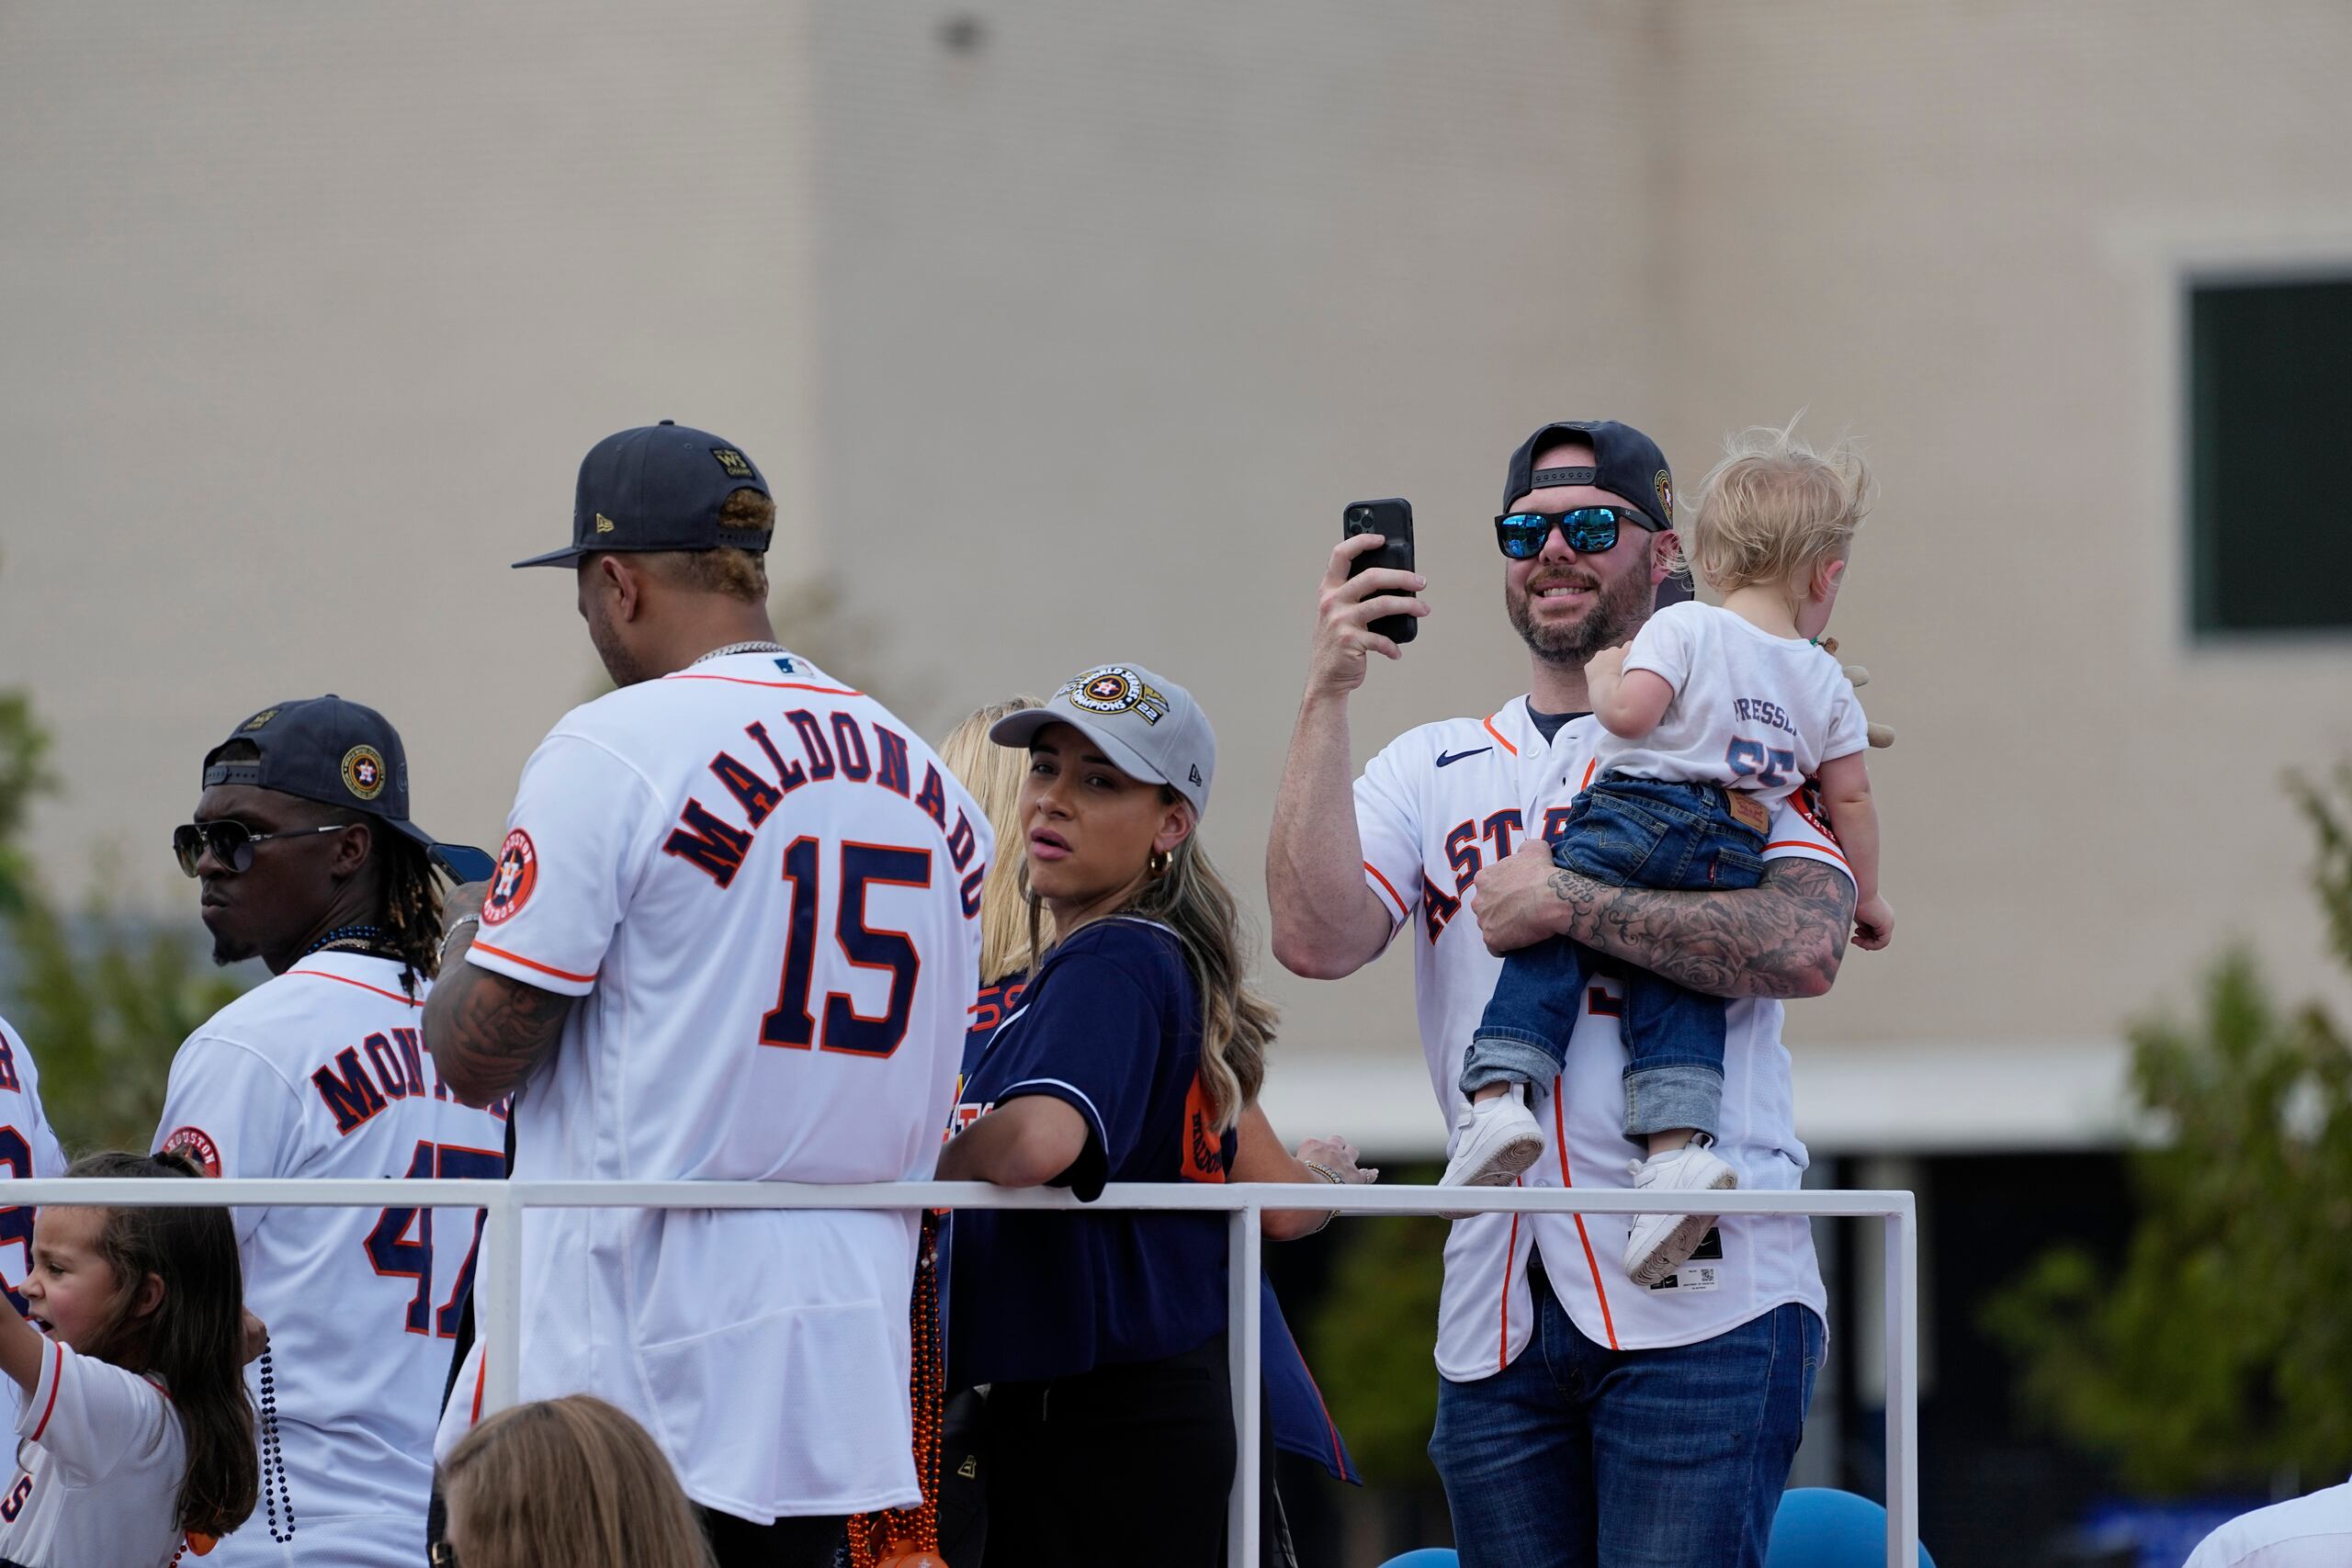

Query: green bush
[1984,767,2352,1493]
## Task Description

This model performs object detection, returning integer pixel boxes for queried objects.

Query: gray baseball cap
[988,662,1216,818]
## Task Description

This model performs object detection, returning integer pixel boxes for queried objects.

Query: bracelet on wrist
[441,915,481,957]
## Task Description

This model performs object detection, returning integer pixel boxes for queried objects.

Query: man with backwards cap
[424,423,986,1568]
[1267,421,1858,1565]
[154,697,504,1566]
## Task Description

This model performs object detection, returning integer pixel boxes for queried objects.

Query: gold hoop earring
[1148,848,1171,879]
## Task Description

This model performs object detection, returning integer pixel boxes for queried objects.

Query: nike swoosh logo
[1435,747,1493,768]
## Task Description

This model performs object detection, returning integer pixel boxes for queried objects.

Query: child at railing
[0,1149,257,1568]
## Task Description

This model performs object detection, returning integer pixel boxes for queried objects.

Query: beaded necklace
[300,922,400,962]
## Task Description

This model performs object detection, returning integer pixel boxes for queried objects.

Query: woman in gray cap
[935,662,1272,1567]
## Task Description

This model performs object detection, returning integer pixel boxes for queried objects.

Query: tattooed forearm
[1547,858,1854,999]
[423,955,572,1108]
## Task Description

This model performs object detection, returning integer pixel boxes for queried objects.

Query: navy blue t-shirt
[946,916,1238,1388]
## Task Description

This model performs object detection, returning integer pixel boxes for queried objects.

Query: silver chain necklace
[691,640,789,667]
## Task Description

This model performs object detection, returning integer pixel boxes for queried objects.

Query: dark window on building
[2188,277,2352,636]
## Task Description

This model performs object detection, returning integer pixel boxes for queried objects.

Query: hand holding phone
[1342,499,1417,647]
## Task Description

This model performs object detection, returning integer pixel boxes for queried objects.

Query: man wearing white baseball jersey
[2185,1476,2352,1568]
[154,696,504,1566]
[424,423,987,1568]
[0,1015,68,1312]
[1267,421,1858,1567]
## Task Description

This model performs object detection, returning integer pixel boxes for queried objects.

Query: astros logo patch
[710,446,755,479]
[241,707,279,732]
[161,1125,222,1179]
[1654,469,1674,523]
[1059,664,1170,725]
[341,745,387,801]
[482,829,537,927]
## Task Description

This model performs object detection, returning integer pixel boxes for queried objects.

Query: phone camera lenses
[1348,507,1371,526]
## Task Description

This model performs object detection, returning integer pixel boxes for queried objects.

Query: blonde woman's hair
[440,1396,715,1568]
[1684,420,1872,595]
[1026,802,1275,1135]
[937,695,1049,984]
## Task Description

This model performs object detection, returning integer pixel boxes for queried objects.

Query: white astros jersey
[0,1340,187,1568]
[153,953,508,1567]
[0,1014,69,1311]
[1354,697,1846,1379]
[462,650,987,1522]
[1603,601,1869,802]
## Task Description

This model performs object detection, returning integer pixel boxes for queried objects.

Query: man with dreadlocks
[153,695,503,1568]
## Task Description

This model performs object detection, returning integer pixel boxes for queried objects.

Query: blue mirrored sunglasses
[1493,506,1658,560]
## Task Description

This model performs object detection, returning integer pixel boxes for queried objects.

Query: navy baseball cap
[513,420,774,569]
[1501,419,1677,534]
[201,696,495,883]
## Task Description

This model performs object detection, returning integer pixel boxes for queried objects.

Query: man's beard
[585,604,651,688]
[1506,561,1654,668]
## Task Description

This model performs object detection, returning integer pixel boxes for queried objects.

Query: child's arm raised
[1588,644,1675,739]
[0,1292,46,1394]
[1815,750,1891,949]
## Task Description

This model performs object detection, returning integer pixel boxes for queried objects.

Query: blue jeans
[1428,1262,1823,1568]
[1461,775,1767,1139]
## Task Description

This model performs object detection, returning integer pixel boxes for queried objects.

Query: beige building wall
[0,0,825,897]
[6,1,2350,1148]
[1657,0,2352,1079]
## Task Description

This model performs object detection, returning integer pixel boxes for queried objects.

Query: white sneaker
[1623,1143,1738,1287]
[1439,1092,1546,1214]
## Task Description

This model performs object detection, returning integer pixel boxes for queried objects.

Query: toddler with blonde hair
[1443,421,1893,1286]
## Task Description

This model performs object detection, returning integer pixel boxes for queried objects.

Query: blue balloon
[1769,1488,1937,1568]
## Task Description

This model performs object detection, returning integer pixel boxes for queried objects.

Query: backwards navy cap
[513,420,773,570]
[1502,418,1690,608]
[202,696,494,883]
[1501,419,1676,534]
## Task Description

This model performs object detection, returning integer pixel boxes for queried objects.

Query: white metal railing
[19,1179,1920,1568]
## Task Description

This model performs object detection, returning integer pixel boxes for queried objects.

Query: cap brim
[511,544,588,570]
[382,818,497,884]
[988,707,1172,792]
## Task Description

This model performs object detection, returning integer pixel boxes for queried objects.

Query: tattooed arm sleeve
[424,922,572,1107]
[1544,856,1855,1000]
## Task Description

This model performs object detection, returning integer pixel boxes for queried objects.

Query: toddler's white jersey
[463,651,986,1522]
[1354,697,1847,1379]
[0,1015,69,1312]
[0,1339,186,1568]
[1602,601,1867,803]
[153,953,508,1566]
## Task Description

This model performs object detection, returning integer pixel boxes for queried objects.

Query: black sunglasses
[172,819,353,878]
[1493,506,1659,560]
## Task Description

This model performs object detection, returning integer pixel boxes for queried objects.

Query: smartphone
[1342,498,1417,646]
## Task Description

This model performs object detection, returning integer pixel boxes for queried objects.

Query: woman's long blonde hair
[440,1395,715,1568]
[936,696,1048,985]
[947,692,1275,1134]
[1115,822,1276,1134]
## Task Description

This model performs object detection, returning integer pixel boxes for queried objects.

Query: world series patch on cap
[986,661,1218,820]
[200,695,494,883]
[514,420,775,569]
